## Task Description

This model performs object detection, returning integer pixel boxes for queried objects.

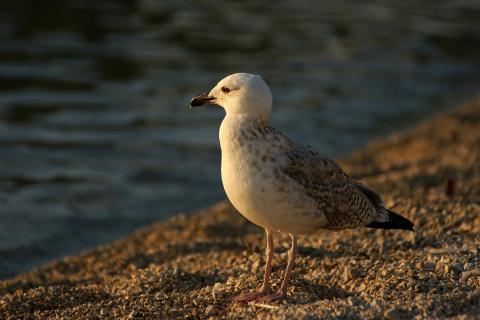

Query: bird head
[190,73,272,120]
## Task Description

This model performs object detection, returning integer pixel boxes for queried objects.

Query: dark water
[1,0,479,278]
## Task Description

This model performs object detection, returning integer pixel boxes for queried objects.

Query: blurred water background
[0,0,479,278]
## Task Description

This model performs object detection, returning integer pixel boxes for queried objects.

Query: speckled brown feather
[279,136,389,229]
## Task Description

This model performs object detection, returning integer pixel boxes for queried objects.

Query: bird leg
[231,229,273,303]
[260,233,297,301]
[279,234,297,296]
[260,229,274,292]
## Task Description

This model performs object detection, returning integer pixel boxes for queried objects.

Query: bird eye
[221,86,231,93]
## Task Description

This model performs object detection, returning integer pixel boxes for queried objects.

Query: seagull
[190,73,414,302]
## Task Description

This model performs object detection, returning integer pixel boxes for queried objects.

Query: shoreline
[1,98,480,319]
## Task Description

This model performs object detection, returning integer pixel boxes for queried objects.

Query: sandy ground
[1,99,480,319]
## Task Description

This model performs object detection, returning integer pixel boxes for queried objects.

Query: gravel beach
[1,99,479,319]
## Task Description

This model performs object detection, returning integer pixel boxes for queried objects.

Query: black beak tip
[190,97,202,108]
[189,94,215,108]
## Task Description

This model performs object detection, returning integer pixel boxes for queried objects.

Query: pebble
[435,262,445,273]
[347,297,354,306]
[464,262,474,271]
[349,268,359,280]
[452,263,463,273]
[384,306,402,320]
[205,305,216,316]
[344,268,352,282]
[212,282,224,300]
[417,262,435,272]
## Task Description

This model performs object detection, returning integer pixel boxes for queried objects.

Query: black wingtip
[366,210,414,231]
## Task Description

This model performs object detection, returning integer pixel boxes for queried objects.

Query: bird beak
[190,93,215,108]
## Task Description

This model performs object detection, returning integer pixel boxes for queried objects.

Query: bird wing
[281,142,386,229]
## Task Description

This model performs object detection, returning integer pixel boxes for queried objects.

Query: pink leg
[232,229,274,303]
[260,234,297,301]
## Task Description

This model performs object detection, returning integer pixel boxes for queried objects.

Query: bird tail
[366,209,414,231]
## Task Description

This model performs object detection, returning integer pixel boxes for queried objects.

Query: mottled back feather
[355,183,384,208]
[281,141,386,229]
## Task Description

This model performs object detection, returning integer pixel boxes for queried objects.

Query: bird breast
[219,115,325,234]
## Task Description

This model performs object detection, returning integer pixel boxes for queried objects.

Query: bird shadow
[289,278,352,305]
[298,245,373,260]
[123,239,244,269]
[152,268,226,294]
[298,246,342,259]
[226,279,351,306]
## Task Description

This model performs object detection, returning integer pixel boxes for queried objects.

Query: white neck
[219,114,266,152]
